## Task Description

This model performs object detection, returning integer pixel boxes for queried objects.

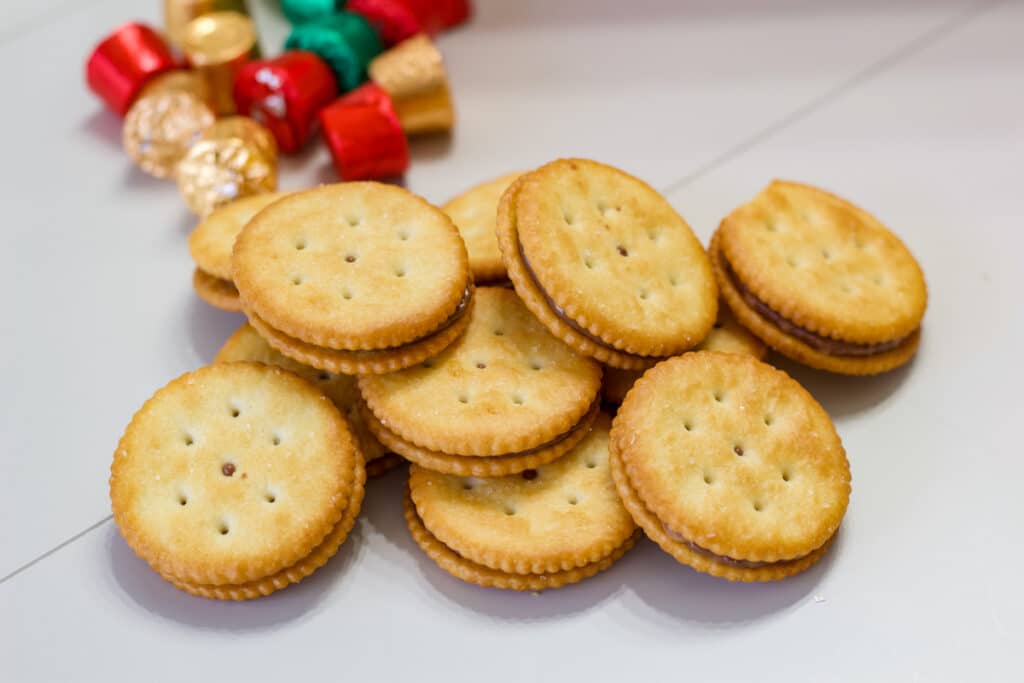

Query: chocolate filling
[722,260,908,357]
[516,241,664,363]
[661,523,793,569]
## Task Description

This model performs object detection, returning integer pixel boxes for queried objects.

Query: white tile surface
[3,0,1022,680]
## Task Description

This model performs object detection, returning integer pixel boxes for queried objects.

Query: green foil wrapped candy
[284,12,382,91]
[280,0,342,25]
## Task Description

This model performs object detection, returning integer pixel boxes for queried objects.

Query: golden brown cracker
[359,287,601,456]
[233,183,470,351]
[193,268,243,312]
[612,352,850,563]
[189,192,286,281]
[110,362,360,586]
[442,173,521,283]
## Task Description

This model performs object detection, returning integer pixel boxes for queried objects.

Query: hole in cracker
[177,493,188,506]
[563,210,574,225]
[765,220,777,233]
[584,256,595,269]
[616,245,629,257]
[764,414,773,426]
[511,394,525,406]
[493,329,504,336]
[567,495,579,506]
[753,501,764,512]
[782,470,791,482]
[346,215,360,227]
[291,275,303,285]
[873,275,884,285]
[230,406,240,418]
[398,230,410,241]
[713,392,724,403]
[462,480,474,490]
[668,275,678,286]
[395,267,406,278]
[295,239,306,250]
[504,505,516,516]
[218,522,230,535]
[475,361,487,369]
[786,257,798,268]
[647,229,659,242]
[184,434,194,446]
[265,491,276,503]
[734,445,744,457]
[272,434,281,446]
[684,421,693,432]
[703,472,713,485]
[585,460,597,469]
[345,253,358,263]
[821,248,832,260]
[596,200,608,213]
[529,361,543,371]
[222,462,236,477]
[342,289,354,300]
[638,289,649,301]
[521,469,538,481]
[458,394,469,404]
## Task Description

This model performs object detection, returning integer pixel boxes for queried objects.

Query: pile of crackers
[110,158,927,598]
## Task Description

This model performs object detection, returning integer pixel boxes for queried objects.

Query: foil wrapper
[122,92,215,178]
[203,116,278,160]
[368,35,453,135]
[165,0,251,50]
[347,0,424,46]
[284,12,381,92]
[176,137,277,216]
[182,11,257,115]
[85,22,177,116]
[319,82,408,181]
[138,68,210,104]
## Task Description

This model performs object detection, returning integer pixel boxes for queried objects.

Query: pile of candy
[85,0,469,216]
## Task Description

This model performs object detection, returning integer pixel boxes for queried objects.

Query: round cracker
[711,232,921,375]
[216,323,389,465]
[513,159,717,356]
[359,287,601,456]
[362,399,599,477]
[408,413,636,575]
[164,454,365,599]
[718,180,926,345]
[404,487,640,591]
[442,172,521,283]
[110,362,359,586]
[612,352,850,563]
[188,192,287,281]
[233,183,470,351]
[192,268,242,312]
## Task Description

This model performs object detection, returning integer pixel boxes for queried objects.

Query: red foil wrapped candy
[86,22,178,116]
[319,83,409,181]
[234,51,338,154]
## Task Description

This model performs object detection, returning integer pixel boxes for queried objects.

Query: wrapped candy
[123,92,216,178]
[280,0,339,25]
[233,51,338,153]
[204,117,278,159]
[368,35,452,135]
[176,118,277,215]
[165,0,252,50]
[85,23,177,116]
[181,11,258,115]
[138,68,210,103]
[319,82,408,181]
[391,0,472,33]
[347,0,425,46]
[284,12,381,92]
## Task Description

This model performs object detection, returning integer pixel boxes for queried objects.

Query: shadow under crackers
[623,530,841,626]
[766,354,914,419]
[358,465,628,622]
[80,108,121,150]
[185,296,245,365]
[106,522,365,631]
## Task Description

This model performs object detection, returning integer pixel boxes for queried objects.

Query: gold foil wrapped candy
[165,0,251,50]
[368,35,453,136]
[181,11,257,115]
[204,116,277,160]
[175,119,277,216]
[122,92,215,179]
[138,69,211,104]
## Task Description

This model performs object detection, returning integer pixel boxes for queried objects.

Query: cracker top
[110,362,358,585]
[720,180,927,344]
[216,324,387,462]
[188,193,286,281]
[613,352,850,562]
[514,159,717,355]
[409,413,636,574]
[232,183,470,350]
[442,172,520,283]
[359,287,601,456]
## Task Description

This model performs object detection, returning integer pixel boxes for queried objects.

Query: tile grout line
[0,516,112,585]
[658,0,1002,197]
[0,0,1000,588]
